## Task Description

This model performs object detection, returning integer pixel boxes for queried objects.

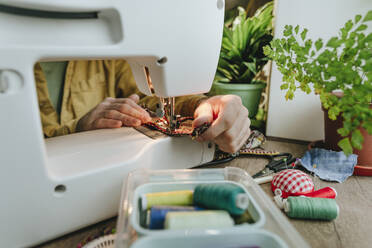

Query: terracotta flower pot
[322,97,372,176]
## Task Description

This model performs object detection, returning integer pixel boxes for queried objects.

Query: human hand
[76,94,151,132]
[193,95,251,153]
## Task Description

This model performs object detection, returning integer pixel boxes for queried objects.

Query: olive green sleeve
[34,62,79,138]
[114,59,208,117]
[42,119,79,138]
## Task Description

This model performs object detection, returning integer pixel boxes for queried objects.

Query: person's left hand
[192,95,251,153]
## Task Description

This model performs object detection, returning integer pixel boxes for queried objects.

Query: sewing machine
[0,1,224,247]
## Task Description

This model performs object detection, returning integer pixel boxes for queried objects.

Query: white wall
[267,0,372,141]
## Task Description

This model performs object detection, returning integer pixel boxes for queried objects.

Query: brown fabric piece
[34,60,207,138]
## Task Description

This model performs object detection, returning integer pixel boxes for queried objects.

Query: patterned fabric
[243,130,267,149]
[143,116,210,138]
[271,169,314,198]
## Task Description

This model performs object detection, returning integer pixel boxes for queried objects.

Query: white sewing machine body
[0,0,224,247]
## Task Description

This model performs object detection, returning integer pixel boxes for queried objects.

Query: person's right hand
[76,94,151,132]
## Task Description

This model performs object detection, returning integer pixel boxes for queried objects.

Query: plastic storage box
[115,167,310,248]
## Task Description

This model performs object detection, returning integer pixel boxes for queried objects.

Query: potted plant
[264,11,372,173]
[211,2,274,119]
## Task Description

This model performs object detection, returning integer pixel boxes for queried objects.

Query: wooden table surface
[37,139,372,248]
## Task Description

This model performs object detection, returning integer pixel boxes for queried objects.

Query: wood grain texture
[36,139,372,248]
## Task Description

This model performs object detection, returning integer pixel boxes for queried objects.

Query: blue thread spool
[148,205,203,229]
[193,183,249,215]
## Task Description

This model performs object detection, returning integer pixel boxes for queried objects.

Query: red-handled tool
[302,187,337,199]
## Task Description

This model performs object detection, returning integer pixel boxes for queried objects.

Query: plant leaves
[315,39,323,51]
[215,1,273,83]
[243,62,257,74]
[356,24,368,32]
[363,58,372,71]
[326,37,340,48]
[351,129,364,150]
[338,137,353,156]
[363,10,372,22]
[300,28,308,41]
[345,20,354,31]
[294,25,299,34]
[355,14,362,23]
[364,121,372,134]
[283,25,293,37]
[337,127,350,137]
[280,83,289,90]
[365,33,372,42]
[265,12,371,153]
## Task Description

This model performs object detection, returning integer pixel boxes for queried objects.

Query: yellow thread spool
[140,190,193,210]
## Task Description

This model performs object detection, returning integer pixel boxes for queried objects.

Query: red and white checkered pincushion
[271,169,314,198]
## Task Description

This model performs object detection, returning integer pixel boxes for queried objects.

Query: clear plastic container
[130,229,288,248]
[115,167,310,248]
[131,181,265,235]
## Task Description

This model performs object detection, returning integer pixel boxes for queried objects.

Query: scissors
[252,153,298,179]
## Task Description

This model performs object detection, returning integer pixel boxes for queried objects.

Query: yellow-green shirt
[34,60,206,138]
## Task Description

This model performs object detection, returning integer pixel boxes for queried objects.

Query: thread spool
[164,210,234,230]
[148,205,203,229]
[193,183,249,215]
[283,197,339,220]
[302,187,337,199]
[139,209,148,228]
[140,190,193,210]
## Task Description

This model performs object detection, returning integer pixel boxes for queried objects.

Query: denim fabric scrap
[300,148,358,183]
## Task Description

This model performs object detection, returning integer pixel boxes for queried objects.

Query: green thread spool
[139,209,148,228]
[140,190,193,210]
[164,210,234,230]
[193,183,249,215]
[284,197,339,220]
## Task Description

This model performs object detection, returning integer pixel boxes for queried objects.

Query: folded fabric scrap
[300,148,358,183]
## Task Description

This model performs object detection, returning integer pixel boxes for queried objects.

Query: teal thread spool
[284,197,339,220]
[193,183,249,215]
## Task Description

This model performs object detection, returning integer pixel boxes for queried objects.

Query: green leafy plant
[215,2,273,83]
[264,11,372,155]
